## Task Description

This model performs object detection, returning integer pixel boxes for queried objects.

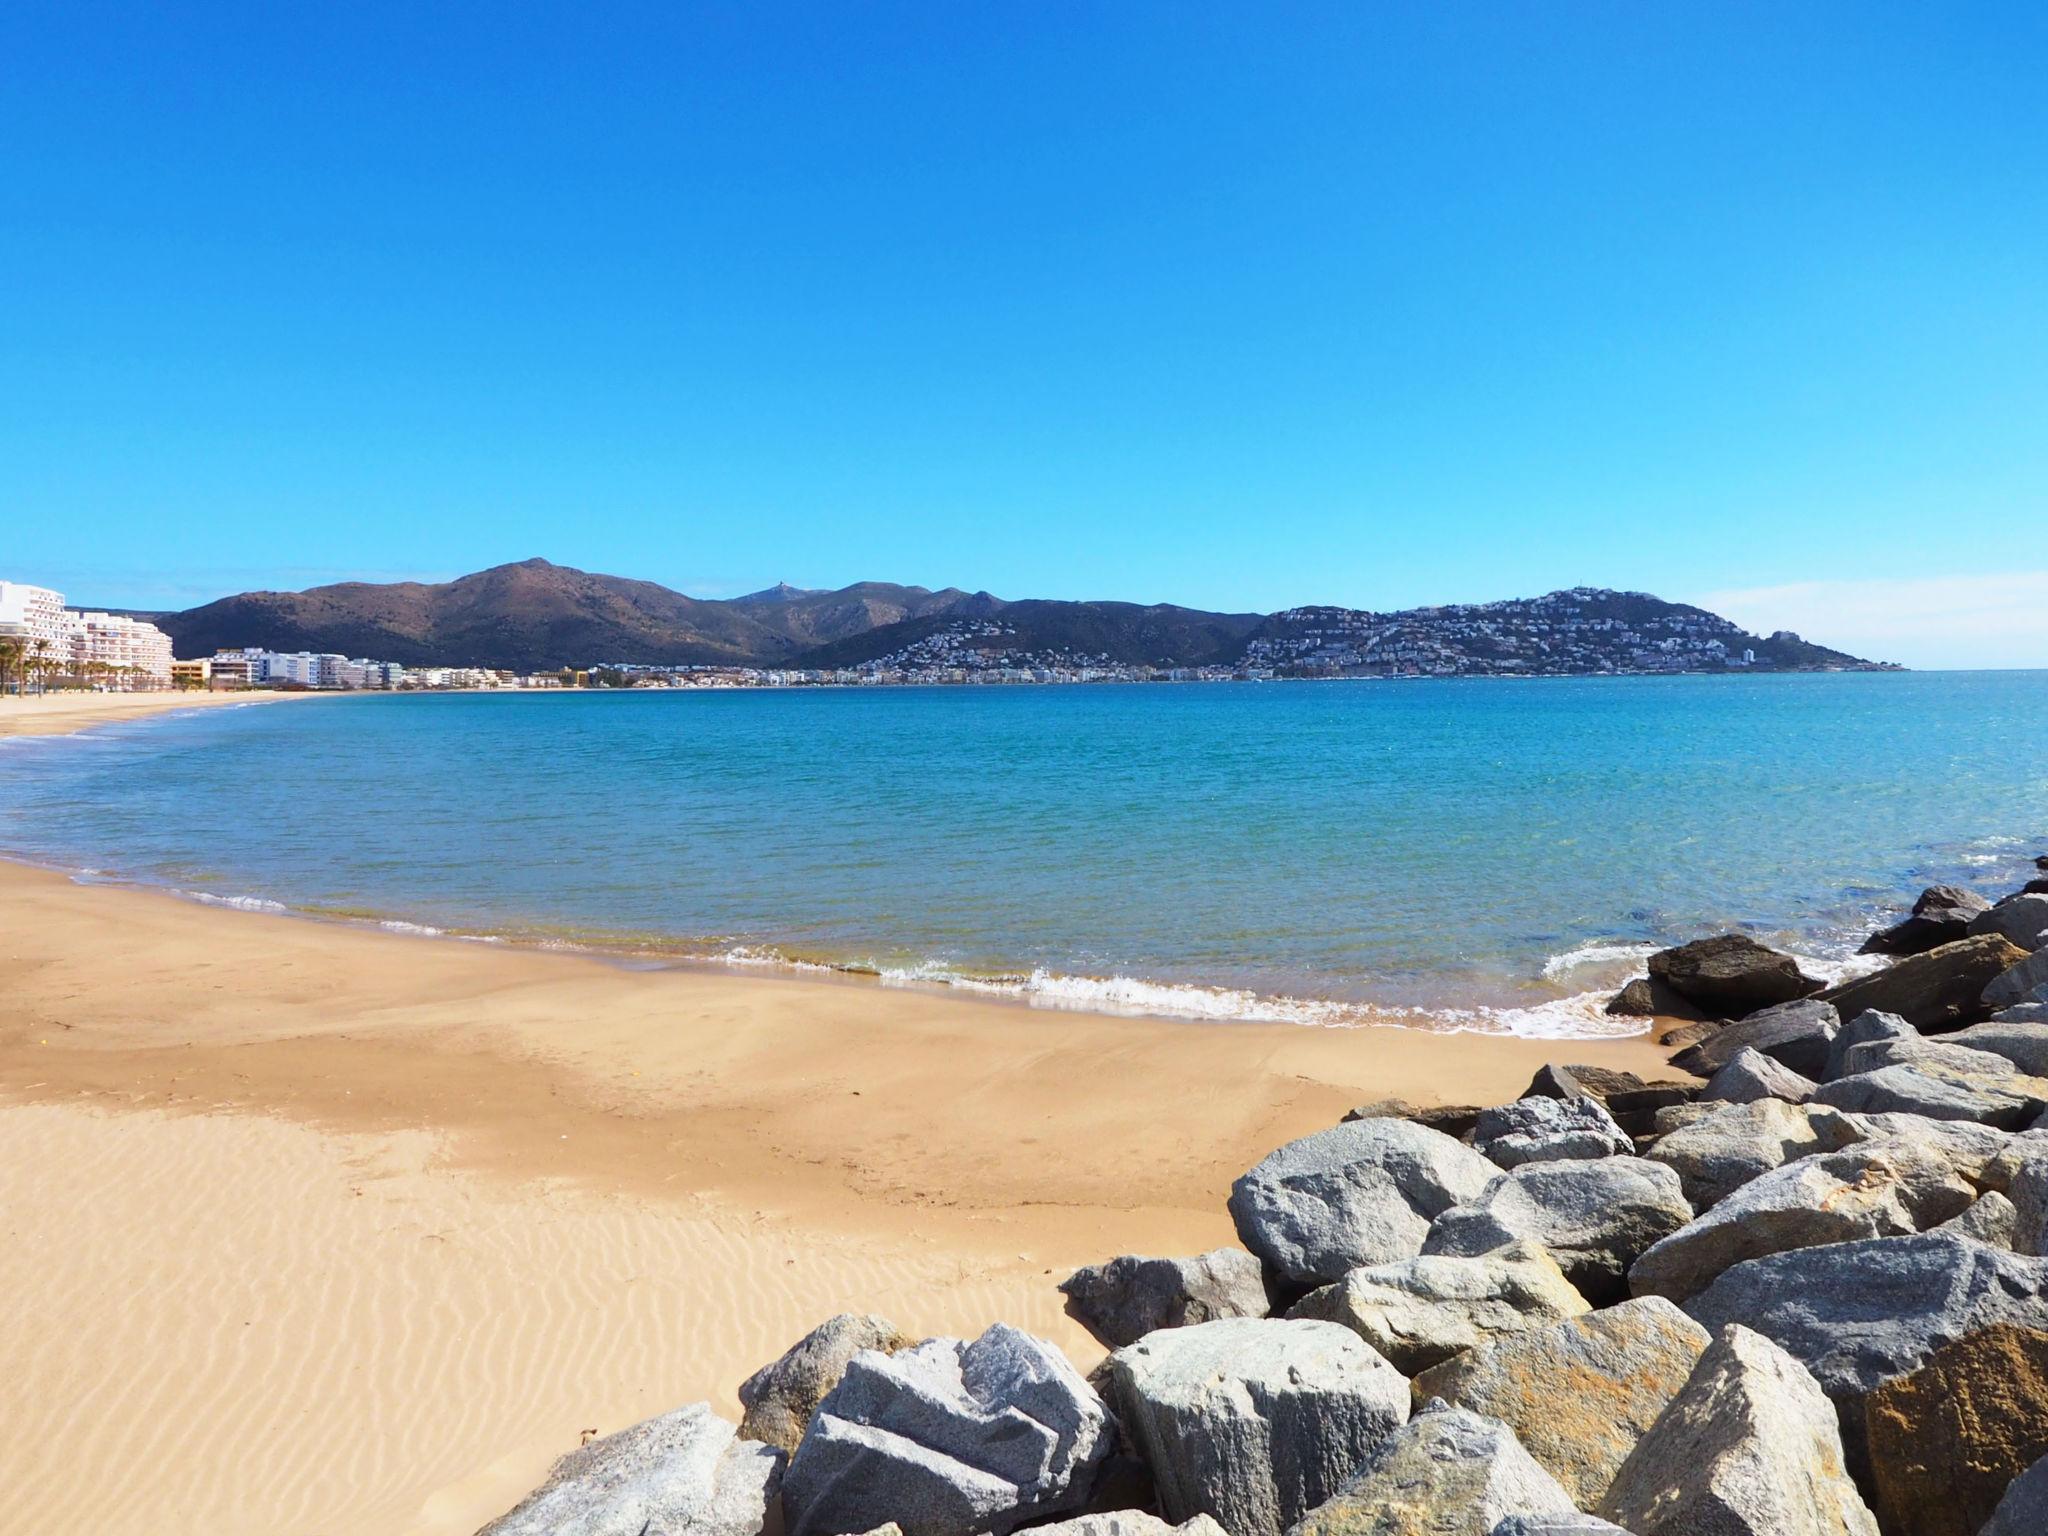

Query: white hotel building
[0,579,176,687]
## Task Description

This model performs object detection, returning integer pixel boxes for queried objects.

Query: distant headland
[101,560,1899,685]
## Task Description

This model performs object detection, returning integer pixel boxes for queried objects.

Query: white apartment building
[0,581,73,654]
[1,581,174,687]
[70,611,175,685]
[262,651,348,688]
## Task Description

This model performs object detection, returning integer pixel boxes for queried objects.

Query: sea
[3,672,2044,1039]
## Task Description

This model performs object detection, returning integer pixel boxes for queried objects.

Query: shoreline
[0,855,1674,1535]
[0,686,321,739]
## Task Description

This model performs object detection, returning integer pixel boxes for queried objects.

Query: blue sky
[4,3,2045,665]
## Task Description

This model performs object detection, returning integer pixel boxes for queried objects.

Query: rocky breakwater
[472,854,2048,1536]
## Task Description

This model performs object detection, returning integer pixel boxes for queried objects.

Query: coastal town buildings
[0,580,175,687]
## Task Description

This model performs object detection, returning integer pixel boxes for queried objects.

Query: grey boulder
[1412,1296,1710,1511]
[1983,1453,2048,1536]
[1822,1010,1919,1082]
[1932,1188,2018,1248]
[1986,948,2048,1011]
[1597,1324,1878,1536]
[1229,1119,1499,1290]
[1645,1099,1863,1209]
[1109,1316,1410,1536]
[479,1401,783,1536]
[1863,886,1991,957]
[2006,1147,2048,1254]
[1030,1516,1228,1536]
[1060,1249,1268,1348]
[1488,1521,1636,1536]
[1970,892,2048,951]
[1819,934,2028,1031]
[1423,1157,1693,1304]
[1948,1020,2048,1077]
[738,1313,917,1455]
[1834,1034,2025,1081]
[1809,1058,2048,1130]
[1628,1139,1976,1303]
[1680,1234,2048,1481]
[1648,934,1824,1015]
[1288,1400,1577,1536]
[1701,1046,1815,1105]
[1285,1238,1588,1374]
[781,1324,1111,1536]
[1474,1095,1632,1169]
[1669,998,1839,1080]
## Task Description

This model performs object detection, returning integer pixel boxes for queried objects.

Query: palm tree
[29,637,57,695]
[0,636,21,695]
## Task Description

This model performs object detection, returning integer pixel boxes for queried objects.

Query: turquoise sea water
[2,674,2044,1037]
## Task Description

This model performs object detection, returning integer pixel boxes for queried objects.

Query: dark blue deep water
[3,674,2044,1036]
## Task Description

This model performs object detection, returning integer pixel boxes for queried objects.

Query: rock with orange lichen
[1598,1324,1878,1536]
[1410,1297,1710,1509]
[1862,1324,2048,1536]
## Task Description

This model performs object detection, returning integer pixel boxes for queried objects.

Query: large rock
[1681,1235,2048,1482]
[1863,1323,2048,1536]
[781,1325,1112,1536]
[1982,1453,2048,1536]
[1985,948,2048,1012]
[1933,1189,2018,1248]
[1949,1020,2048,1076]
[1809,1058,2048,1129]
[1945,1125,2048,1197]
[1994,1002,2048,1025]
[1628,1139,1976,1303]
[1343,1100,1484,1141]
[1422,1157,1692,1304]
[1412,1296,1710,1510]
[1823,1010,1919,1081]
[1285,1239,1588,1374]
[2006,1147,2048,1254]
[1031,1517,1228,1536]
[1645,1099,1863,1209]
[1474,1096,1632,1169]
[1648,934,1824,1014]
[1970,893,2048,952]
[479,1402,783,1536]
[738,1313,917,1455]
[1670,998,1839,1079]
[1488,1521,1636,1536]
[1701,1046,1816,1105]
[1597,1324,1878,1536]
[1606,975,1715,1022]
[1229,1120,1499,1291]
[1109,1317,1408,1536]
[1864,886,1992,957]
[1834,1034,2026,1081]
[1524,1064,1699,1140]
[1287,1401,1577,1536]
[1818,934,2029,1031]
[1060,1250,1269,1348]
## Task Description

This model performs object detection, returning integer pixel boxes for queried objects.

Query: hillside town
[2,576,1891,695]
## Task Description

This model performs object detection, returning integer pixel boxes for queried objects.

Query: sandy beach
[0,687,314,738]
[0,849,1673,1535]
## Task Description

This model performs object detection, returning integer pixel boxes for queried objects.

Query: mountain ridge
[139,559,1892,675]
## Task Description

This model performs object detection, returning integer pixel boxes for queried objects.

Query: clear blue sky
[4,2,2046,664]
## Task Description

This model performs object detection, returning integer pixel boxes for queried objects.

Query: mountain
[144,561,1893,675]
[154,559,800,672]
[728,580,977,648]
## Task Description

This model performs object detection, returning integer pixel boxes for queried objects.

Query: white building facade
[1,580,174,687]
[0,581,73,654]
